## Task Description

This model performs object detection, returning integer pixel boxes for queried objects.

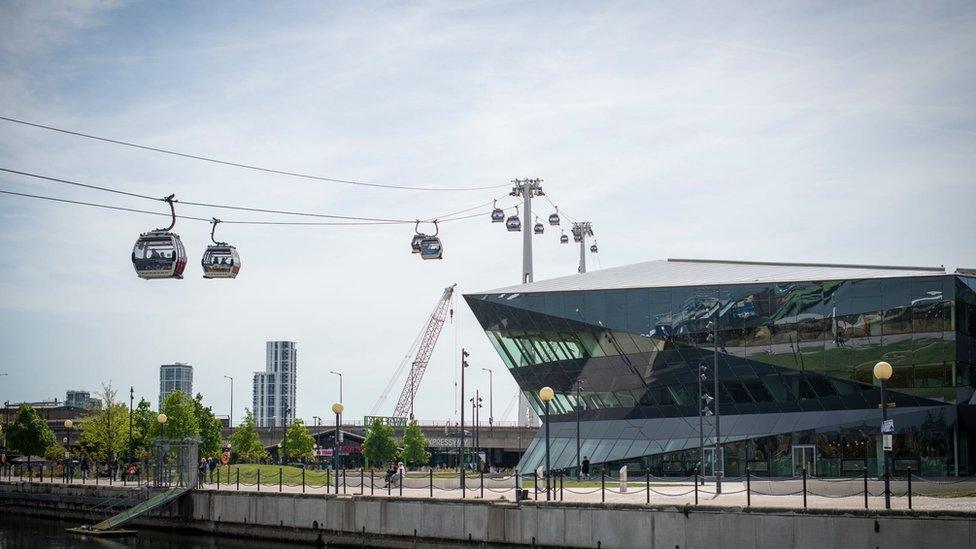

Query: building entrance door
[792,445,816,476]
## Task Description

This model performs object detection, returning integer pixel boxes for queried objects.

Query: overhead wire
[0,116,510,192]
[0,167,517,225]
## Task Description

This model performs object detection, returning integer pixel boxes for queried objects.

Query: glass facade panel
[467,273,972,477]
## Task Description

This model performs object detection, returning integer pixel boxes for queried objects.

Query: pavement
[10,473,976,512]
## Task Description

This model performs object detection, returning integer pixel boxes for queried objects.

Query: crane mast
[391,283,456,419]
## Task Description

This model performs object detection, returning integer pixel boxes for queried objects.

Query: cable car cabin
[411,233,427,253]
[506,215,521,232]
[548,213,560,226]
[560,234,569,244]
[491,208,505,223]
[202,245,241,279]
[590,244,599,253]
[132,231,187,280]
[573,233,583,243]
[419,236,443,259]
[533,222,544,234]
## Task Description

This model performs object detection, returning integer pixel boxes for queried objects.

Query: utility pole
[712,300,723,494]
[481,368,493,433]
[571,222,594,274]
[575,379,584,478]
[460,349,469,488]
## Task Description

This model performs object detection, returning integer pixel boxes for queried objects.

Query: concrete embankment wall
[1,481,974,548]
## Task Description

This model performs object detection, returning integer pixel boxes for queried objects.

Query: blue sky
[0,1,974,423]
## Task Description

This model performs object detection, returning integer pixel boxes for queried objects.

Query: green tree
[230,409,267,462]
[7,404,56,458]
[79,383,131,461]
[362,418,398,466]
[129,398,157,459]
[193,393,223,459]
[283,419,315,461]
[401,420,430,467]
[79,401,130,461]
[159,390,199,440]
[44,443,66,464]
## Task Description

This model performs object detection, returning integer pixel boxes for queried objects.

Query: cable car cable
[0,116,510,192]
[0,167,514,225]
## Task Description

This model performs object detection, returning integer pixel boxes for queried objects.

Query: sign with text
[881,419,894,434]
[363,416,407,430]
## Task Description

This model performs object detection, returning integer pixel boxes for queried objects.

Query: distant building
[253,341,297,428]
[159,363,193,406]
[65,390,101,410]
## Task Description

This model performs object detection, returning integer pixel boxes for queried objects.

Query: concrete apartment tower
[159,362,193,407]
[253,341,297,428]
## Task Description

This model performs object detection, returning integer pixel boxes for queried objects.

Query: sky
[0,1,974,425]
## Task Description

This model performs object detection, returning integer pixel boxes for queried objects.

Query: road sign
[883,434,893,451]
[881,419,894,434]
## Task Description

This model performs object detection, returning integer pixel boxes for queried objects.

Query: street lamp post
[711,306,722,495]
[329,371,343,405]
[276,443,283,465]
[128,387,134,465]
[64,419,73,482]
[460,349,469,488]
[481,368,493,434]
[874,360,893,510]
[331,403,344,484]
[539,386,554,501]
[156,413,167,487]
[575,379,584,479]
[223,376,234,428]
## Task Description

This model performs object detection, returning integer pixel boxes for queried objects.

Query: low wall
[1,481,974,548]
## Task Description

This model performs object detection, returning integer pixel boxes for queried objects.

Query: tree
[230,409,267,462]
[193,393,223,459]
[79,402,130,461]
[284,419,315,461]
[401,420,430,467]
[159,390,198,440]
[129,398,157,459]
[7,404,56,458]
[362,418,398,467]
[44,443,66,464]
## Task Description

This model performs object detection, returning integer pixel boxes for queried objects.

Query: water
[0,514,314,549]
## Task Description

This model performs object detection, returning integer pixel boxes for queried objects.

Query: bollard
[746,467,751,507]
[326,469,330,494]
[481,471,484,499]
[399,471,402,497]
[370,468,374,496]
[560,472,564,501]
[601,470,606,503]
[863,467,868,509]
[907,472,913,510]
[361,468,364,495]
[430,469,433,498]
[646,471,650,505]
[279,467,283,492]
[802,466,807,509]
[257,469,261,492]
[515,469,520,501]
[302,468,306,493]
[534,470,538,500]
[236,468,240,491]
[217,469,220,490]
[387,472,391,496]
[344,468,347,495]
[694,471,699,505]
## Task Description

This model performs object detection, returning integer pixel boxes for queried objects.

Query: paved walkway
[8,475,975,512]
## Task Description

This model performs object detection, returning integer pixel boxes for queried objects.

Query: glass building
[465,259,976,478]
[253,341,297,428]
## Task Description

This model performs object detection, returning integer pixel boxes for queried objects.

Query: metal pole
[460,349,467,492]
[575,380,582,479]
[128,387,134,464]
[223,376,234,427]
[698,364,705,485]
[713,303,722,495]
[578,231,586,274]
[544,399,551,501]
[482,368,493,433]
[881,379,891,510]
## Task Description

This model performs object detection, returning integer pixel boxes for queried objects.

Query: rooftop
[473,258,948,294]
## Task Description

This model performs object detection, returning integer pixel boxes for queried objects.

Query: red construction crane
[371,284,456,419]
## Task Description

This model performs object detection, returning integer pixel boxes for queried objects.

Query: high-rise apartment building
[65,390,101,410]
[159,362,193,407]
[253,341,297,428]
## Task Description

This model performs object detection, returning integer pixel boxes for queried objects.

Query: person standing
[581,456,591,480]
